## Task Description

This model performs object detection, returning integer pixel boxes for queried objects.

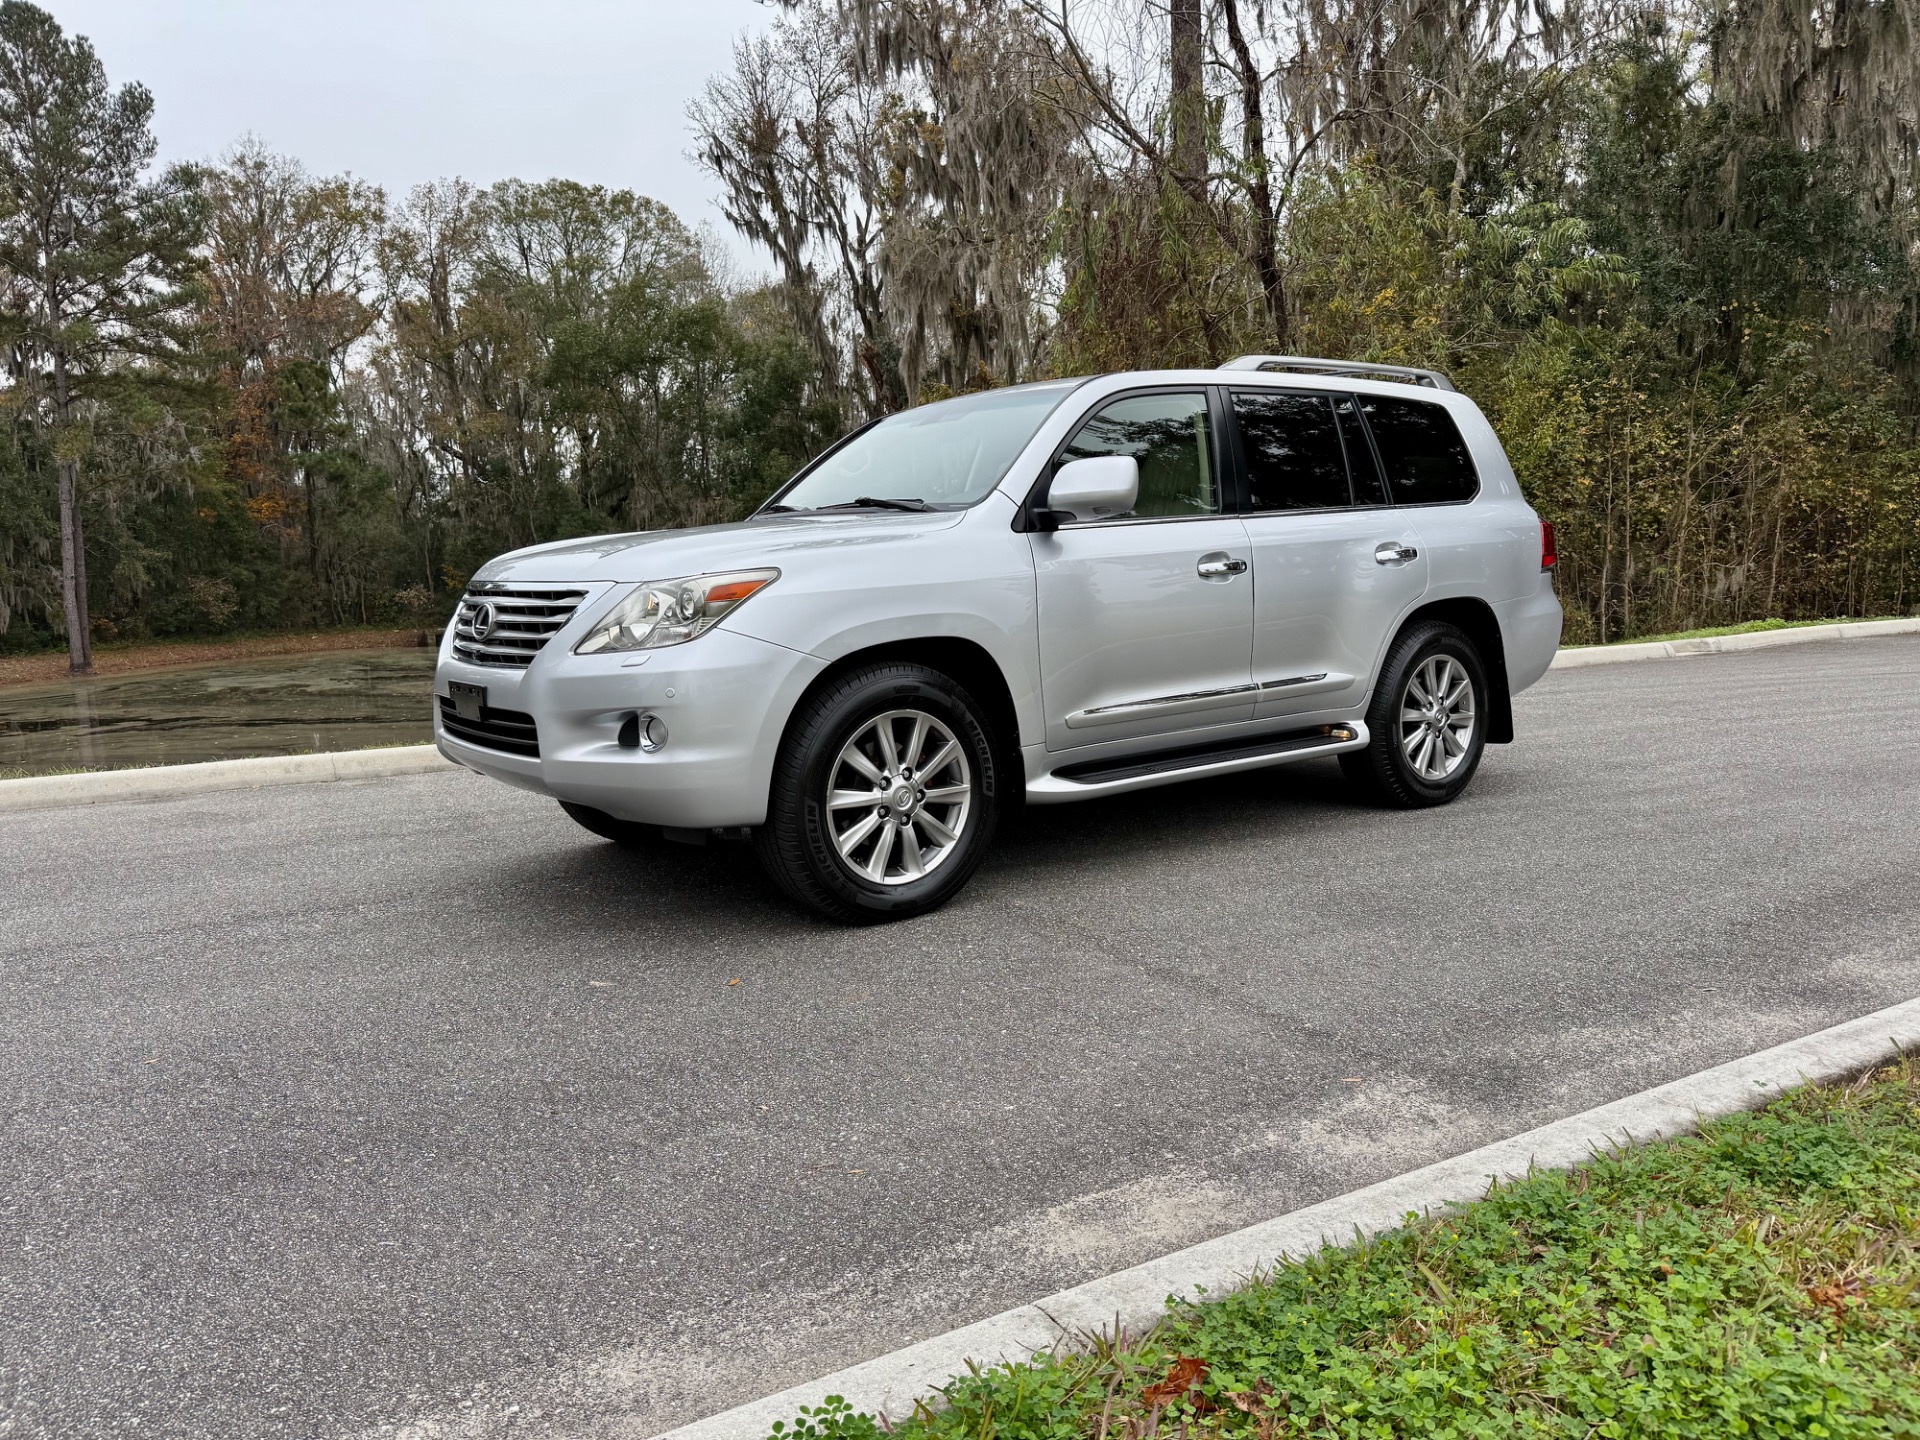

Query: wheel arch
[1392,597,1514,744]
[779,637,1027,799]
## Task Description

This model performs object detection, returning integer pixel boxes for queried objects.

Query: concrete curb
[652,995,1920,1440]
[1550,615,1920,668]
[0,745,453,814]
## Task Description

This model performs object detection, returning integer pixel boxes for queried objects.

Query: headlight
[574,569,780,654]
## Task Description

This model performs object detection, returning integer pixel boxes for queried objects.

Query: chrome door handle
[1197,555,1249,578]
[1374,542,1419,566]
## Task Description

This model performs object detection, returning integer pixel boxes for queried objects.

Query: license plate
[448,681,486,721]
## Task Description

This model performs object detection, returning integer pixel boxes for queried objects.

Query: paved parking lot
[4,637,1919,1439]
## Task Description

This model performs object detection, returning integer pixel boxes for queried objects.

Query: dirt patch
[0,630,433,688]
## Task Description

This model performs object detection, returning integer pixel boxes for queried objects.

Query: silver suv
[434,357,1562,921]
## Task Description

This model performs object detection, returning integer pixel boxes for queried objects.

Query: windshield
[770,381,1081,512]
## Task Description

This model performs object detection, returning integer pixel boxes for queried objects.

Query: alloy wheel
[825,709,973,885]
[1399,653,1477,782]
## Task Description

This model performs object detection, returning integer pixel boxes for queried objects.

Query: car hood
[469,510,969,586]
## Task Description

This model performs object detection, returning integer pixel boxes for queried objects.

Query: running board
[1026,723,1369,804]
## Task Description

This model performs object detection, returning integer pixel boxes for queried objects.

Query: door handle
[1374,542,1419,566]
[1197,555,1249,578]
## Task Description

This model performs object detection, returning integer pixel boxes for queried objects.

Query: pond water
[0,648,438,776]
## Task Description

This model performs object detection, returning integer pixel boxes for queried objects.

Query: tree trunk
[1169,0,1207,203]
[52,350,92,675]
[1220,0,1288,347]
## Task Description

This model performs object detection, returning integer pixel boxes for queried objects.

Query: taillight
[1540,520,1557,572]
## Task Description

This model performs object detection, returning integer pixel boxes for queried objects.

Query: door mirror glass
[1046,455,1139,522]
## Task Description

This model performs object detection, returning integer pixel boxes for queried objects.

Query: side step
[1027,723,1368,804]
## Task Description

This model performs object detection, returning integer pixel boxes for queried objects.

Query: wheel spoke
[917,739,959,781]
[1402,725,1426,756]
[834,810,881,858]
[897,824,925,879]
[1406,674,1432,707]
[903,714,929,772]
[873,717,901,777]
[921,783,969,803]
[829,788,880,810]
[917,809,959,846]
[840,745,885,786]
[1440,724,1467,757]
[864,819,897,880]
[1400,707,1427,724]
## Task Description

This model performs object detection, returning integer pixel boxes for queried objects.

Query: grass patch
[786,1060,1920,1440]
[1603,616,1903,647]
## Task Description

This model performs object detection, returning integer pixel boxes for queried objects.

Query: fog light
[638,713,667,752]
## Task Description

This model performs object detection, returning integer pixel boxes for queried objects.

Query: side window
[1060,391,1218,518]
[1360,395,1478,505]
[1232,390,1351,511]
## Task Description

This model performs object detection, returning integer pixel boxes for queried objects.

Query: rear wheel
[756,662,1000,922]
[559,801,663,849]
[1341,620,1488,808]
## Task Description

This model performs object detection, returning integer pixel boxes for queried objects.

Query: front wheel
[1341,621,1488,808]
[755,662,1001,923]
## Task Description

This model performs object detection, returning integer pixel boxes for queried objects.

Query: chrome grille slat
[449,583,588,668]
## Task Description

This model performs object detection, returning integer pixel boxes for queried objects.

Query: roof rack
[1219,355,1455,392]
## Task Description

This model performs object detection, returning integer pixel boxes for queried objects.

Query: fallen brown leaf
[1142,1355,1210,1409]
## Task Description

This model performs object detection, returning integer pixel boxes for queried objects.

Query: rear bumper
[434,626,826,828]
[1496,583,1564,694]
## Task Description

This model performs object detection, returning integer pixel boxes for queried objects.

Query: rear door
[1230,388,1428,721]
[1031,388,1255,750]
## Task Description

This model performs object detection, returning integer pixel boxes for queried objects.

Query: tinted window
[1360,396,1477,504]
[1061,391,1218,517]
[1233,391,1350,511]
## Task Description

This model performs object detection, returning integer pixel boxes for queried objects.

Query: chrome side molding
[1064,683,1256,729]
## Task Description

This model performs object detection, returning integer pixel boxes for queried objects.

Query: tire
[755,662,1001,923]
[559,801,664,849]
[1340,620,1489,808]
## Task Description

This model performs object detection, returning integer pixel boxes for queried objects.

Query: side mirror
[1039,455,1138,527]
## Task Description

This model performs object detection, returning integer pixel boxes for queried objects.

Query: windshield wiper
[758,504,798,514]
[818,496,936,513]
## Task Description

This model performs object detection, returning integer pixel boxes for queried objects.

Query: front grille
[438,697,540,758]
[450,584,589,667]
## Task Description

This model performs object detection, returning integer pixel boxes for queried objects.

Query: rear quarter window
[1361,395,1479,505]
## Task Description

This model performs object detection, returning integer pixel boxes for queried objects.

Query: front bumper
[434,626,826,829]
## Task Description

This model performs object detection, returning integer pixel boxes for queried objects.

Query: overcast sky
[42,0,775,264]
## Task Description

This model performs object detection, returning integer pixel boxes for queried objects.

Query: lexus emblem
[470,601,497,639]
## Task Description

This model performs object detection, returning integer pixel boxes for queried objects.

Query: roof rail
[1219,355,1455,392]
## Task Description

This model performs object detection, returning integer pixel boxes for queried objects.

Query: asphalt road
[5,637,1919,1440]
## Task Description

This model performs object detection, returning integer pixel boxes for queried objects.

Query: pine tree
[0,0,201,672]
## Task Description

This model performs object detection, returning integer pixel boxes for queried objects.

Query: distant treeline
[0,0,1915,668]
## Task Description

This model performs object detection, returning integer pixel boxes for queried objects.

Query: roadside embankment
[0,627,434,688]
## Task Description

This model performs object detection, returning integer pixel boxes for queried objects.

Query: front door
[1227,388,1429,720]
[1031,389,1255,751]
